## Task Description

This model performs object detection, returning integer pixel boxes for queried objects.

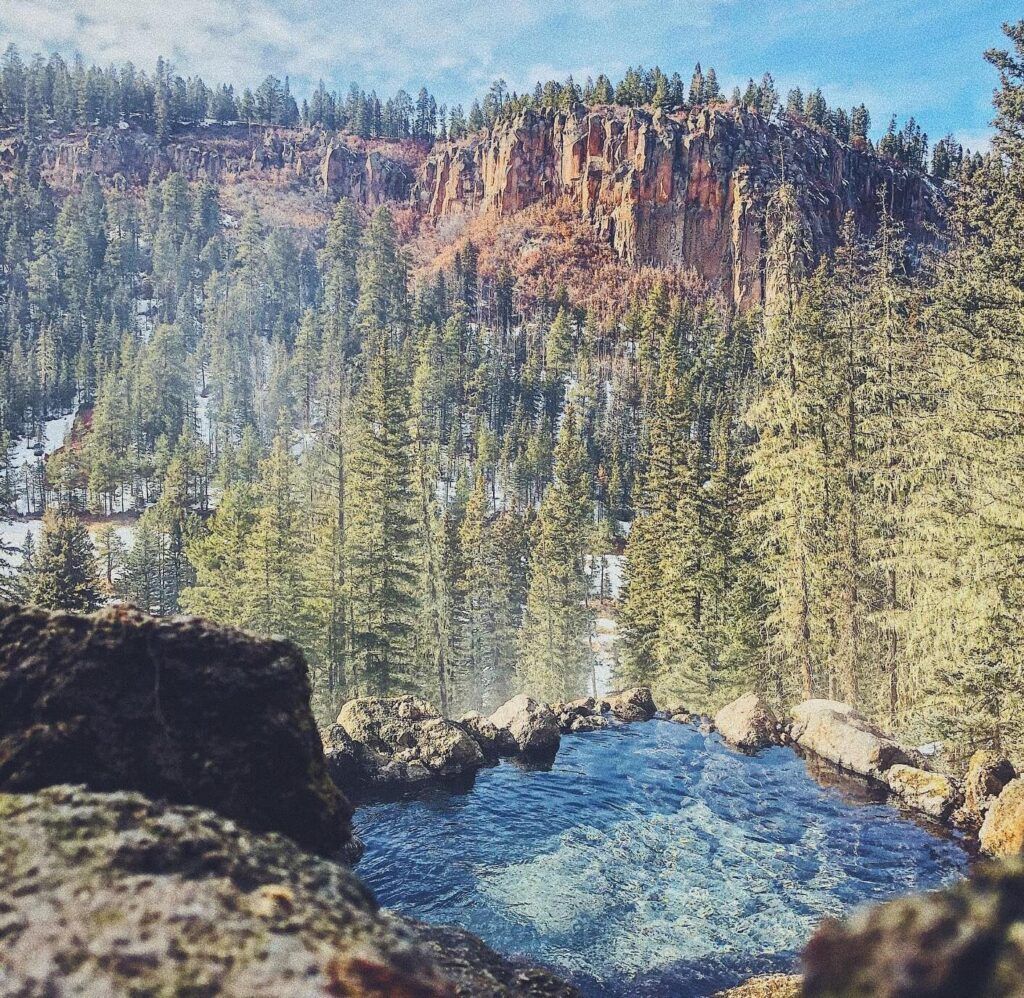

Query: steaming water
[355,719,968,996]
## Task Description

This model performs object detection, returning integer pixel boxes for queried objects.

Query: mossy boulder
[0,604,354,858]
[0,785,577,996]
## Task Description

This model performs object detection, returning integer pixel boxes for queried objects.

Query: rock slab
[886,764,961,820]
[0,603,353,858]
[789,699,913,781]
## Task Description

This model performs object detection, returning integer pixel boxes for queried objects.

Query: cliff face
[418,105,940,306]
[2,124,416,206]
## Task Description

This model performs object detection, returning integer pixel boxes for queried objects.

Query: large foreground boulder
[803,860,1024,996]
[0,603,353,858]
[328,696,485,790]
[789,699,914,781]
[602,686,657,721]
[0,785,577,997]
[714,693,778,751]
[489,695,561,757]
[980,778,1024,857]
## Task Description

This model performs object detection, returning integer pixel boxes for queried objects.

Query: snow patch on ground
[587,553,624,601]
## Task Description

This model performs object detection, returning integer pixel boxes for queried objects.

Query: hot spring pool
[354,719,968,996]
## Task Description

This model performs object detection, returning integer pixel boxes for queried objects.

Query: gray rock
[330,696,485,787]
[488,695,561,757]
[457,712,514,760]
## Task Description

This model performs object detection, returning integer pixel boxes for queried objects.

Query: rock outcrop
[714,693,779,751]
[418,105,939,307]
[803,860,1024,996]
[885,764,961,821]
[325,696,485,792]
[0,603,354,859]
[489,695,561,757]
[980,778,1024,858]
[458,711,514,759]
[789,699,914,781]
[0,785,576,997]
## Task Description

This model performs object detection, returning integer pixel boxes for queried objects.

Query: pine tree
[518,404,593,700]
[28,509,102,611]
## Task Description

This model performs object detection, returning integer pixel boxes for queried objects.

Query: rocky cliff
[0,123,416,205]
[417,105,940,306]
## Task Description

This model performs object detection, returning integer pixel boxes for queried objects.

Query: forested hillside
[1,29,1022,769]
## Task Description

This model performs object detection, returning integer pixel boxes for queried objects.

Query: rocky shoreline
[323,682,1021,860]
[2,603,1023,995]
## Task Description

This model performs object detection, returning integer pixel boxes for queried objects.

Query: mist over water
[355,720,968,997]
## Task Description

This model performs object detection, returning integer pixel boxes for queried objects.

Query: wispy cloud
[0,0,1009,141]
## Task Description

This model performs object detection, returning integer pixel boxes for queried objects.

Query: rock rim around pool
[0,784,578,998]
[979,777,1024,858]
[0,603,355,859]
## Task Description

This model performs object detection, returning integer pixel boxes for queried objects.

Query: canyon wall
[417,105,940,306]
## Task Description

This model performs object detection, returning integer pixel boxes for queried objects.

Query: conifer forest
[2,22,1024,772]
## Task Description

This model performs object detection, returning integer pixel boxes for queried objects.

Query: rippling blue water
[355,720,968,996]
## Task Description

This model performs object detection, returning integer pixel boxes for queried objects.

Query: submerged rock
[714,693,779,751]
[803,859,1024,996]
[885,764,961,820]
[980,778,1024,857]
[601,687,657,721]
[0,603,353,858]
[789,699,913,781]
[328,696,485,789]
[489,695,561,757]
[0,785,577,997]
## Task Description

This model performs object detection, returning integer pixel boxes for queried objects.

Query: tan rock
[886,764,961,820]
[963,750,1017,827]
[714,693,778,751]
[789,699,913,780]
[980,778,1024,857]
[715,975,801,998]
[603,687,657,721]
[488,694,561,757]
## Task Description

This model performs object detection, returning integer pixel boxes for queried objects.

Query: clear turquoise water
[354,719,968,996]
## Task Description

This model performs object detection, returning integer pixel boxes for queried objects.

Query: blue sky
[1,1,1016,150]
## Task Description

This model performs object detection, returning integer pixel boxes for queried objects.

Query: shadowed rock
[0,785,578,997]
[601,687,657,721]
[0,603,354,858]
[959,751,1017,830]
